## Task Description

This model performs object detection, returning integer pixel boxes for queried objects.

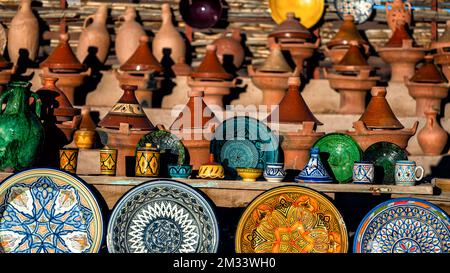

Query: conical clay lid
[410,56,447,83]
[170,90,215,130]
[334,43,371,72]
[326,15,368,48]
[384,25,414,47]
[120,36,163,72]
[266,77,322,125]
[79,106,97,130]
[269,12,312,41]
[258,42,292,73]
[40,33,85,72]
[359,87,404,129]
[190,45,232,80]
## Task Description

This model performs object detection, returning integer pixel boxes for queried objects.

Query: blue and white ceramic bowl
[168,164,192,179]
[263,163,286,182]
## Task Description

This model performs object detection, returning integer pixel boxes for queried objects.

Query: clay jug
[0,81,44,171]
[115,7,146,65]
[212,28,244,69]
[152,3,186,63]
[386,0,412,31]
[7,0,39,64]
[417,109,448,155]
[76,4,110,64]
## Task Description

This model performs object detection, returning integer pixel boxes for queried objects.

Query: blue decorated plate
[335,0,374,24]
[210,116,280,179]
[107,179,219,253]
[0,168,104,253]
[354,198,450,253]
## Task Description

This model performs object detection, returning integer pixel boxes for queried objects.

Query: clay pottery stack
[266,77,324,170]
[269,12,320,71]
[376,24,426,82]
[169,90,219,169]
[40,33,91,105]
[152,3,186,65]
[324,14,370,64]
[432,21,450,81]
[98,84,156,176]
[417,109,448,155]
[0,55,16,90]
[74,107,98,149]
[346,86,419,150]
[212,28,245,70]
[7,0,39,65]
[248,42,300,107]
[324,43,380,114]
[405,55,449,116]
[76,4,110,64]
[386,0,412,31]
[115,7,146,65]
[188,45,236,109]
[171,57,192,77]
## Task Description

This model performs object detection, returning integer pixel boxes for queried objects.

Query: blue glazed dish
[168,164,193,179]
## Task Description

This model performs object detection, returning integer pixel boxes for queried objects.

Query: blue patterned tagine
[263,163,286,182]
[295,147,333,183]
[168,164,192,179]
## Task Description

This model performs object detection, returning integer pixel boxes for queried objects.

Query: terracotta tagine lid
[40,33,85,72]
[120,35,163,73]
[79,106,97,130]
[326,15,368,48]
[258,42,293,73]
[266,77,322,125]
[190,45,232,80]
[384,24,414,48]
[98,84,155,130]
[170,90,215,130]
[333,43,371,72]
[269,12,312,41]
[410,55,447,83]
[359,86,404,129]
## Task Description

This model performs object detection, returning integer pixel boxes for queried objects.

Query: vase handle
[415,166,425,181]
[0,87,13,114]
[83,15,95,29]
[30,92,42,118]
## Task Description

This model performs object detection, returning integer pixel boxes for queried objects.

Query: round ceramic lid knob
[371,86,387,97]
[288,76,301,86]
[286,12,295,20]
[139,35,149,43]
[60,33,69,42]
[206,44,217,52]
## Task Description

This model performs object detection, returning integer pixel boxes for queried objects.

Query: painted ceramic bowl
[74,129,96,149]
[263,163,286,182]
[168,164,192,179]
[236,168,263,182]
[198,163,225,179]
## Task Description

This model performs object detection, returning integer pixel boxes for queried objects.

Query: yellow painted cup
[59,148,79,174]
[135,143,160,177]
[100,148,118,176]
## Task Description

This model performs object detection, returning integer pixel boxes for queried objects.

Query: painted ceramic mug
[263,163,286,182]
[353,161,374,184]
[59,148,79,174]
[100,148,118,176]
[395,160,424,186]
[135,143,160,177]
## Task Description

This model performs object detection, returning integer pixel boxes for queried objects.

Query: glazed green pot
[0,81,44,171]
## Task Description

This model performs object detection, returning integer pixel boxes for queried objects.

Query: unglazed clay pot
[115,7,146,65]
[386,0,412,31]
[212,28,245,69]
[76,4,110,64]
[152,3,186,63]
[7,0,39,64]
[417,109,448,155]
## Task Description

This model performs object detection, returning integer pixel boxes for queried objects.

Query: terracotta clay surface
[120,36,162,73]
[40,33,85,73]
[269,12,312,41]
[115,7,146,65]
[190,45,232,80]
[410,56,446,84]
[417,109,448,155]
[213,28,245,69]
[326,15,368,49]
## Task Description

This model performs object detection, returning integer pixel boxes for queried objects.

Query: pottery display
[74,107,97,149]
[0,168,104,253]
[334,0,374,24]
[76,4,110,64]
[354,198,450,253]
[138,129,186,165]
[263,163,286,182]
[417,109,448,155]
[7,0,39,65]
[269,0,325,28]
[59,148,79,174]
[135,143,160,177]
[179,0,223,29]
[0,81,44,171]
[362,141,408,184]
[190,45,232,81]
[115,7,146,65]
[395,160,424,186]
[213,28,245,69]
[353,161,374,184]
[236,167,263,182]
[197,154,225,179]
[107,179,219,253]
[385,0,412,31]
[236,186,348,253]
[295,147,333,183]
[152,3,186,64]
[100,148,118,176]
[120,35,163,73]
[168,164,192,178]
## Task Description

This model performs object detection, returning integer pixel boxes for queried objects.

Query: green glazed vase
[0,81,44,171]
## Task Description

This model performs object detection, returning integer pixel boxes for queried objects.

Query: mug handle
[415,166,425,181]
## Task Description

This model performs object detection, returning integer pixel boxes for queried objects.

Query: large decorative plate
[107,179,219,253]
[334,0,374,24]
[269,0,325,28]
[236,186,348,253]
[354,198,450,253]
[0,168,104,253]
[137,130,186,165]
[363,142,407,184]
[210,116,280,179]
[313,133,362,183]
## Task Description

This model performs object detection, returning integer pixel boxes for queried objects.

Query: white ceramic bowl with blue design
[263,163,286,182]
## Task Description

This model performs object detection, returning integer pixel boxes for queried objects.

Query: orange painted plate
[235,186,348,253]
[269,0,325,28]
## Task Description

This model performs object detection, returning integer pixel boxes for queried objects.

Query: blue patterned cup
[353,161,374,184]
[168,164,192,179]
[263,163,286,182]
[395,161,424,186]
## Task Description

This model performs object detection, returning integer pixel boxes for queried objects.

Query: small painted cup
[59,148,79,174]
[263,163,286,182]
[353,161,374,184]
[168,164,192,179]
[135,143,160,177]
[395,160,424,186]
[100,148,118,176]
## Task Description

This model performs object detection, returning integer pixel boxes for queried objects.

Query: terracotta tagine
[324,14,370,64]
[386,0,412,31]
[74,107,98,149]
[152,3,186,64]
[432,21,450,81]
[249,42,300,107]
[417,109,448,155]
[76,4,110,64]
[172,57,192,77]
[115,7,146,65]
[405,56,449,116]
[169,90,218,169]
[376,24,426,82]
[7,0,39,65]
[212,28,245,70]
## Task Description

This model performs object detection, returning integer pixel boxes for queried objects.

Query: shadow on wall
[429,154,450,178]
